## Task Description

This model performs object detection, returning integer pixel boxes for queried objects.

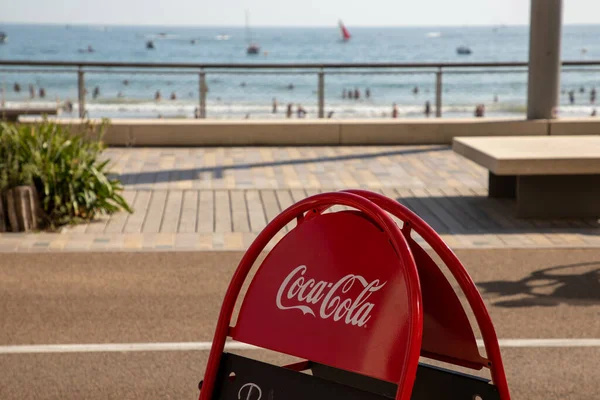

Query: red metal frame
[199,192,423,400]
[343,190,510,400]
[198,190,510,400]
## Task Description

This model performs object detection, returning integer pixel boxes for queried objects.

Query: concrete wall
[19,117,559,146]
[339,119,548,144]
[548,118,600,136]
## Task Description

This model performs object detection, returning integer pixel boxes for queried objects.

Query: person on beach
[297,104,307,118]
[170,92,177,100]
[39,87,46,98]
[354,88,360,100]
[592,109,597,117]
[327,111,335,118]
[93,86,100,99]
[392,103,398,119]
[412,86,419,95]
[63,100,73,113]
[286,103,293,118]
[13,83,21,93]
[123,79,129,86]
[154,90,161,101]
[366,88,371,99]
[590,88,596,104]
[348,89,353,99]
[272,98,278,113]
[287,83,294,90]
[580,86,585,94]
[568,90,575,105]
[474,104,485,117]
[29,84,35,99]
[424,101,431,118]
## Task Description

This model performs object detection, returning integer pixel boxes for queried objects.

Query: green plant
[0,124,35,192]
[0,120,132,228]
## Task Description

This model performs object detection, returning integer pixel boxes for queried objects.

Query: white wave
[11,100,585,119]
[557,105,598,115]
[426,32,441,38]
[145,33,180,40]
[215,35,231,41]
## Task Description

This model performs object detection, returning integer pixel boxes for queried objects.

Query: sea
[1,23,600,119]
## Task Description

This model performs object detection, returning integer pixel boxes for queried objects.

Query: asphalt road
[0,249,598,400]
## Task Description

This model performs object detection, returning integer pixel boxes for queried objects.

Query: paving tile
[2,146,600,251]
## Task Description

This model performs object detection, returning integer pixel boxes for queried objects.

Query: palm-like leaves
[0,120,132,228]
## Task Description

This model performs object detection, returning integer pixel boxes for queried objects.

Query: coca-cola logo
[275,265,386,327]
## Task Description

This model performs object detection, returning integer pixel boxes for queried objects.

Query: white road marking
[0,339,599,354]
[0,342,259,354]
[489,339,600,348]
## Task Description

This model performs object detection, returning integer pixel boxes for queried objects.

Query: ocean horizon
[1,23,599,119]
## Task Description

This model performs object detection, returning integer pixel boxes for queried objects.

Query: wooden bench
[453,136,600,218]
[0,107,59,122]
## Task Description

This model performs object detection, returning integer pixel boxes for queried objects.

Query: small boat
[146,40,155,49]
[247,44,260,55]
[456,46,472,55]
[339,20,351,42]
[245,11,260,55]
[0,32,7,44]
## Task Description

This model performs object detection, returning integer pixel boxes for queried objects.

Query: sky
[1,0,599,27]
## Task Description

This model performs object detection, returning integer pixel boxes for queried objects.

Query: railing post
[77,67,85,119]
[435,68,442,118]
[199,70,207,119]
[318,69,325,118]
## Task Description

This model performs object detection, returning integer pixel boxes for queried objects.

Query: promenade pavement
[1,145,599,251]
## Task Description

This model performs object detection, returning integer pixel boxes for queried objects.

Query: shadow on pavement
[477,262,600,308]
[113,146,448,184]
[392,195,600,233]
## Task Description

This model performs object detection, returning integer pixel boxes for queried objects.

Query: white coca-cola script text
[275,265,386,327]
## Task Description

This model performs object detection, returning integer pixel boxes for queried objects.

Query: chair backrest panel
[213,354,389,400]
[311,362,501,400]
[408,239,485,369]
[233,211,420,384]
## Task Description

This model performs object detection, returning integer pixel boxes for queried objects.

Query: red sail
[339,20,351,41]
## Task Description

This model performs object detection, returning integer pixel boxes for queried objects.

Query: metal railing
[1,59,600,119]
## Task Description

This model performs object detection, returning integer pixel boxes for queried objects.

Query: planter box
[0,196,6,232]
[4,186,41,232]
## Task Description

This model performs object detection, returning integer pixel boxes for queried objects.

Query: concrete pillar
[527,0,563,120]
